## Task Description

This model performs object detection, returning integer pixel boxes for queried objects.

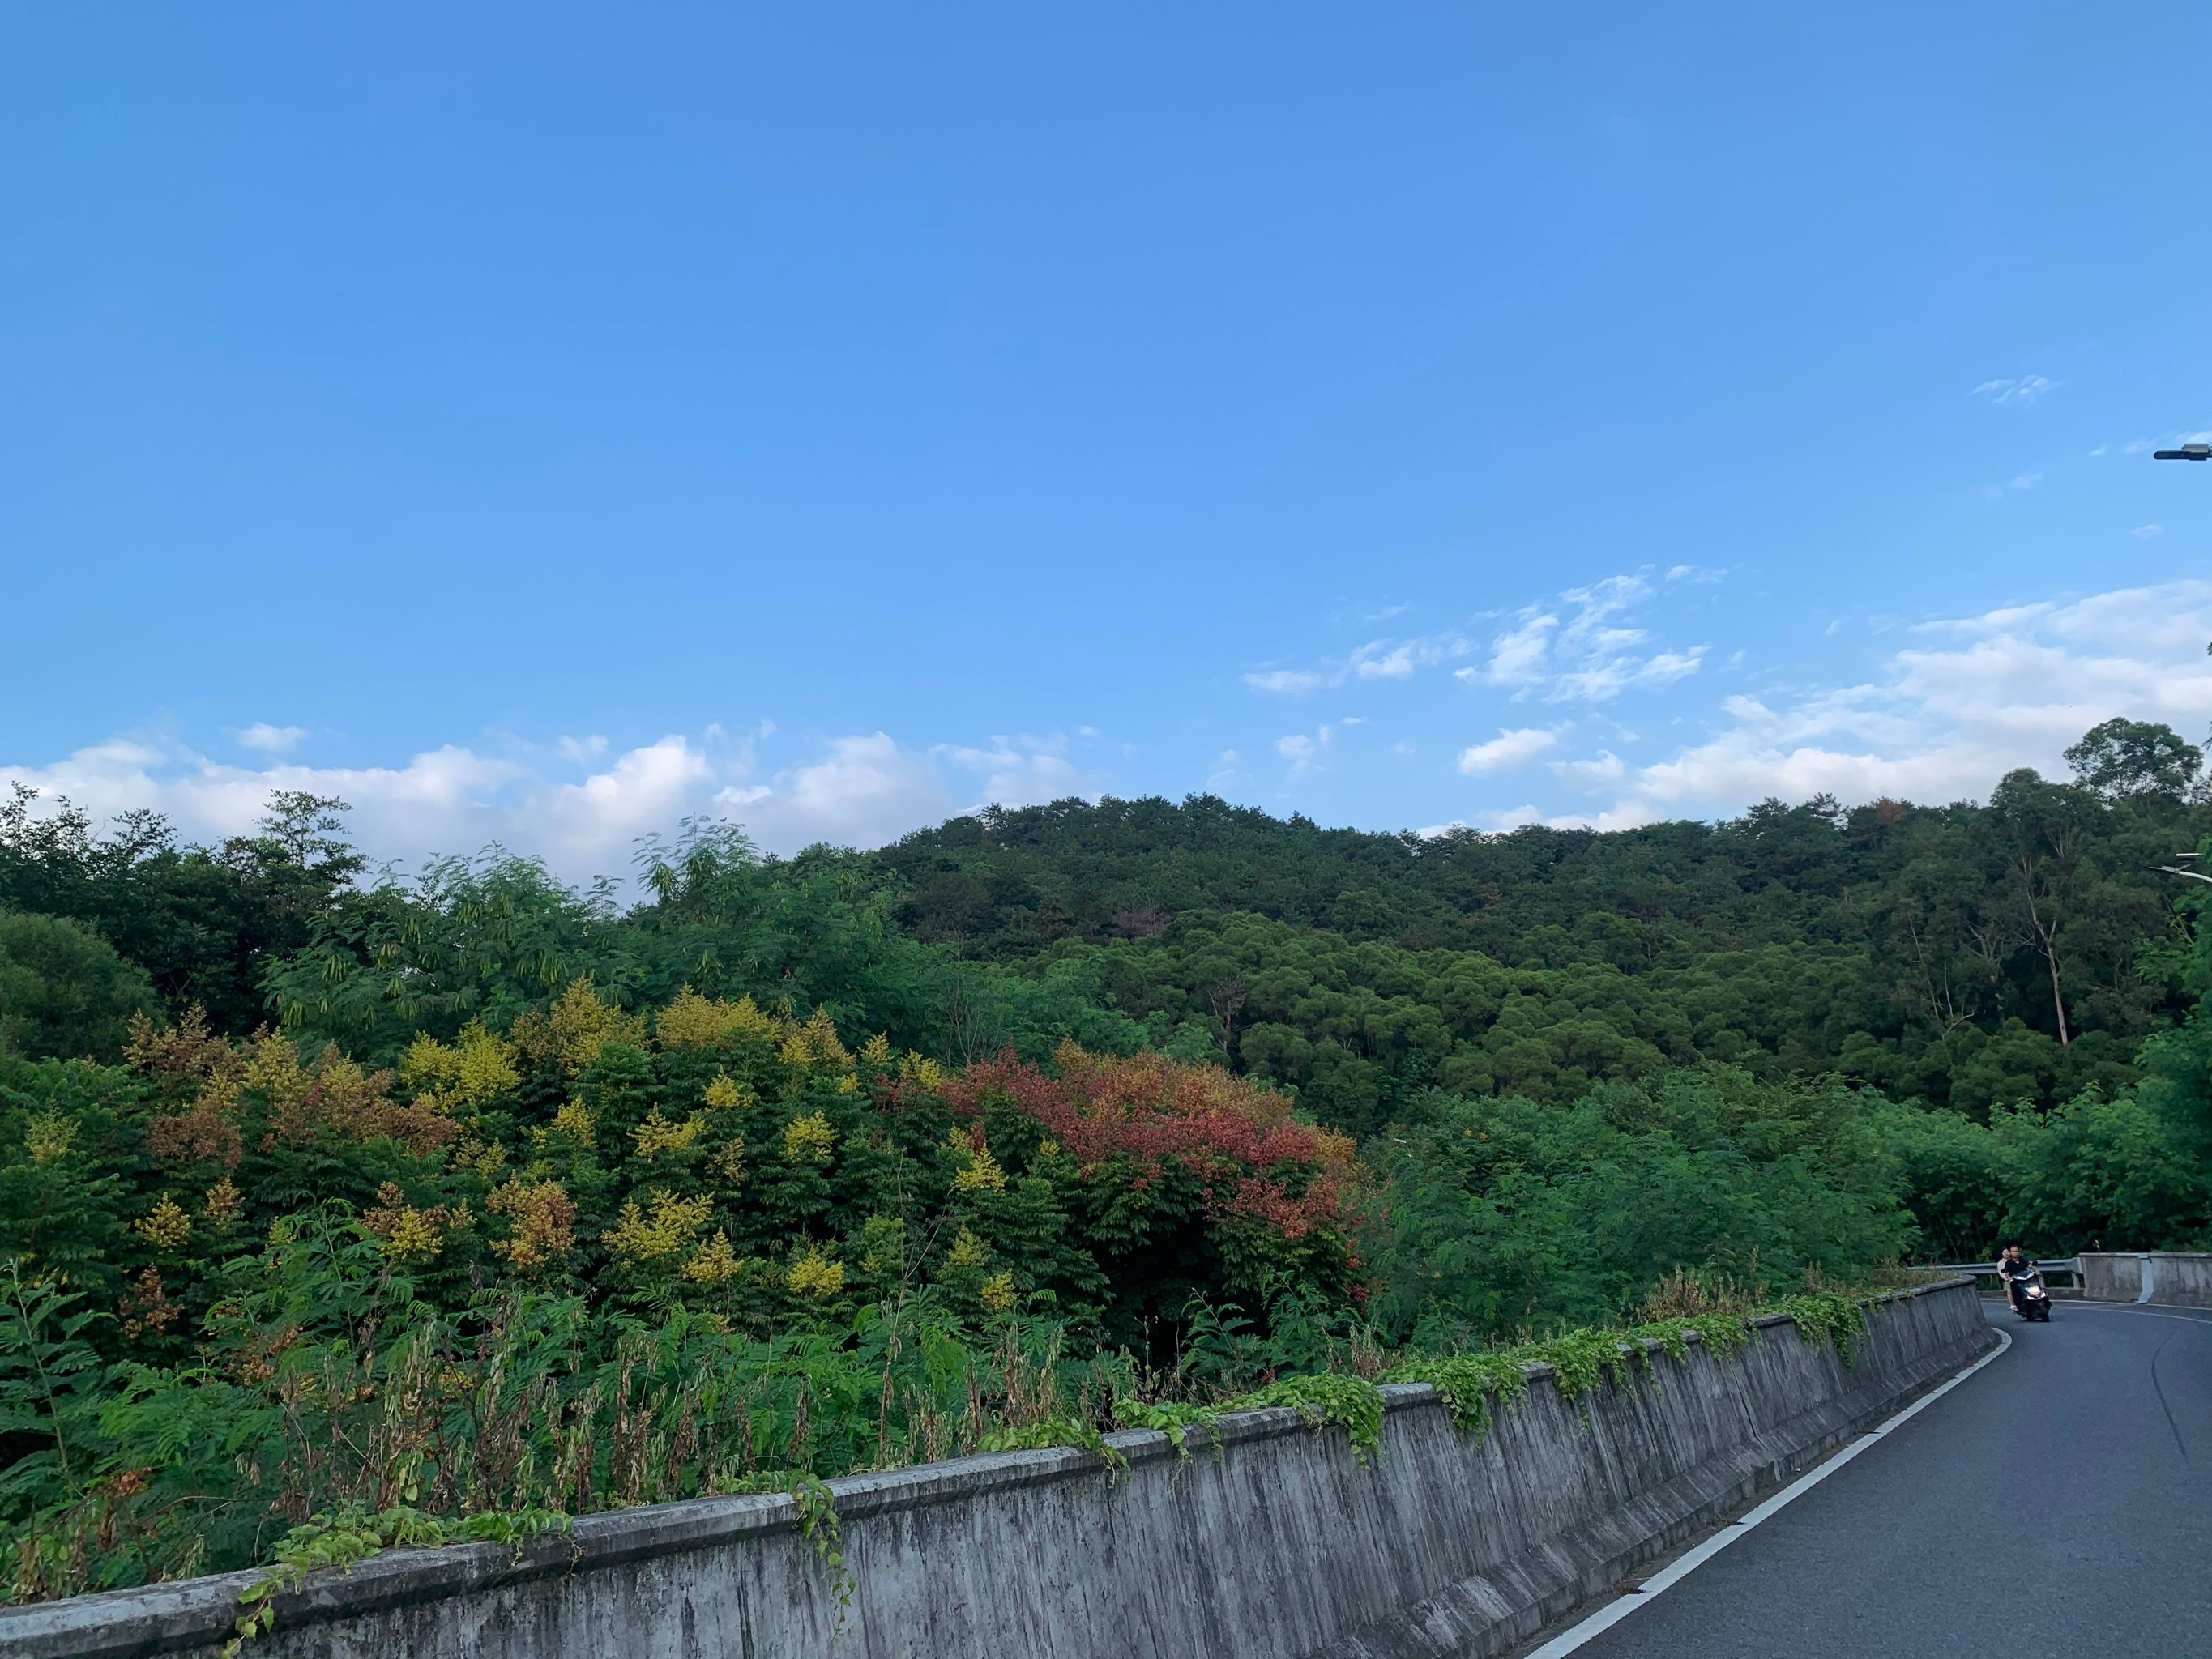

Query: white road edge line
[1521,1326,2015,1659]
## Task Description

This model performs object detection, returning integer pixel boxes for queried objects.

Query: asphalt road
[1539,1299,2212,1659]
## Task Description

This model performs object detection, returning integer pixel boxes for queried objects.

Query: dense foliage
[0,993,1360,1601]
[2,714,2209,1606]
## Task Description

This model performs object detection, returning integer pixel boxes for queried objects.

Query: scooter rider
[1996,1243,2037,1314]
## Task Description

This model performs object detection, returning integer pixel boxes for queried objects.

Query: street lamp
[2154,442,2211,461]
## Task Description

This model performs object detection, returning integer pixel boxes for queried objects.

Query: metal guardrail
[1925,1258,2083,1289]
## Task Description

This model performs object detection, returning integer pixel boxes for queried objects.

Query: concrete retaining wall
[1,1280,1993,1659]
[2080,1252,2212,1307]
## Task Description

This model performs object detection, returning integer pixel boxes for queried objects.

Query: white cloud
[1479,804,1547,832]
[557,734,611,762]
[1554,646,1706,701]
[1,723,1099,885]
[1247,632,1473,694]
[1559,579,2212,827]
[1275,718,1364,779]
[2133,524,2165,539]
[1244,667,1332,695]
[752,734,948,845]
[1456,726,1561,775]
[1355,643,1418,680]
[1971,375,2056,407]
[1256,569,1712,706]
[234,723,307,753]
[1550,750,1627,786]
[2,738,531,864]
[1472,612,1557,688]
[932,733,1097,808]
[1461,574,1707,702]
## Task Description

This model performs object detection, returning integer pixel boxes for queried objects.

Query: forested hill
[873,719,2209,1122]
[2,719,2209,1141]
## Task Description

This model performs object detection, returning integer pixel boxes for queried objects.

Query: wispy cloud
[1249,568,1713,706]
[2133,524,2165,540]
[1245,633,1474,695]
[1971,375,2056,408]
[1550,750,1627,786]
[233,723,307,754]
[1458,574,1707,702]
[1475,611,1557,688]
[1275,718,1364,778]
[1456,726,1561,775]
[1244,667,1333,695]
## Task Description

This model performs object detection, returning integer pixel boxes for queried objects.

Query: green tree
[0,912,158,1062]
[2065,718,2202,803]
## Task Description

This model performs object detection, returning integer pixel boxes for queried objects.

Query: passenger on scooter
[1996,1243,2036,1313]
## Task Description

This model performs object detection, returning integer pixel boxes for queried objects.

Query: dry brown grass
[1635,1267,1764,1321]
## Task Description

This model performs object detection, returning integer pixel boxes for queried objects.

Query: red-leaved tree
[945,1042,1364,1326]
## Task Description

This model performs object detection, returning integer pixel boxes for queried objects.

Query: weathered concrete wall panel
[0,1282,1992,1659]
[2081,1251,2212,1307]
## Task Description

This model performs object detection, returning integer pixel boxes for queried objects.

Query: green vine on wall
[1112,1374,1389,1462]
[223,1503,570,1656]
[787,1475,855,1639]
[1112,1397,1224,1456]
[714,1469,858,1637]
[1381,1310,1756,1441]
[1377,1352,1530,1440]
[1774,1292,1866,1367]
[980,1414,1131,1473]
[1229,1373,1387,1461]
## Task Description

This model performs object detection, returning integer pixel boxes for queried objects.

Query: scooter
[2008,1268,2052,1322]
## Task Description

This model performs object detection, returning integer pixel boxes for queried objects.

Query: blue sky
[4,3,2210,879]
